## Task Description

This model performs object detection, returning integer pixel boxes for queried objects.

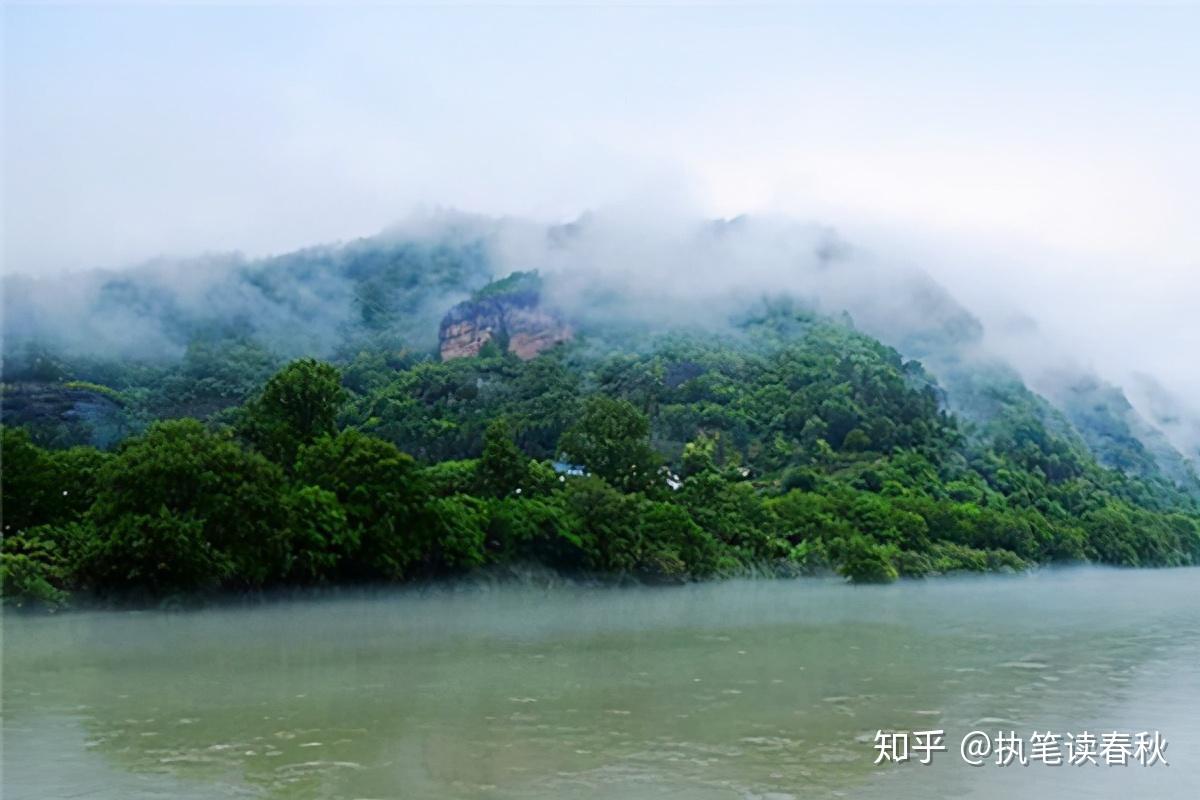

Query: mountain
[3,214,1196,488]
[5,213,1200,605]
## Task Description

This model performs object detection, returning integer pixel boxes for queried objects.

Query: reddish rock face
[438,291,572,361]
[439,318,498,360]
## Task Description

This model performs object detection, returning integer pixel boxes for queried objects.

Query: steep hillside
[8,296,1200,607]
[3,215,1197,495]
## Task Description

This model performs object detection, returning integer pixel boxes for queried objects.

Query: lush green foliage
[559,396,662,493]
[79,419,291,595]
[237,358,346,467]
[5,310,1200,606]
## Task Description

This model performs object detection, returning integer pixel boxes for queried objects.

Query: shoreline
[3,559,1152,616]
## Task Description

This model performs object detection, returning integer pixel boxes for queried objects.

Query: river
[3,567,1199,799]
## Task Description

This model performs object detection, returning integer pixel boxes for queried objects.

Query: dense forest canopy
[3,218,1199,606]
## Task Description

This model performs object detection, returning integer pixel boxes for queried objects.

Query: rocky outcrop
[438,275,572,361]
[0,382,131,448]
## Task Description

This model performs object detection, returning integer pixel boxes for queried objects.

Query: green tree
[0,428,107,534]
[836,535,899,583]
[1,529,74,607]
[428,494,491,570]
[558,396,661,493]
[841,428,872,452]
[562,476,642,572]
[423,459,481,497]
[2,426,59,533]
[681,432,717,477]
[295,430,429,580]
[240,359,346,466]
[680,471,778,561]
[282,485,352,583]
[80,419,290,594]
[50,446,113,525]
[476,418,529,497]
[486,496,587,569]
[638,501,721,578]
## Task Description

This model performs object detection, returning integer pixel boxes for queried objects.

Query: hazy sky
[3,3,1198,402]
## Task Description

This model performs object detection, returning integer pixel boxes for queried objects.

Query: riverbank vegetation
[5,309,1200,608]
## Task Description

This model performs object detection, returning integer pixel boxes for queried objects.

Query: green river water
[3,567,1198,798]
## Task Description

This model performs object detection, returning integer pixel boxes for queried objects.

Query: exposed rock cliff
[0,382,131,448]
[438,272,572,361]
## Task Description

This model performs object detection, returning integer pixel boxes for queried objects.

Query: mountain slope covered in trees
[3,219,1199,606]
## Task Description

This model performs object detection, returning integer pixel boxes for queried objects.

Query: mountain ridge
[3,213,1196,490]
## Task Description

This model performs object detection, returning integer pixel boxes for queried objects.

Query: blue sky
[4,3,1199,406]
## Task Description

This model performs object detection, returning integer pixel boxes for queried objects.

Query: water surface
[4,568,1198,798]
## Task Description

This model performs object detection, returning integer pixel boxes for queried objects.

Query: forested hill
[3,220,1200,606]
